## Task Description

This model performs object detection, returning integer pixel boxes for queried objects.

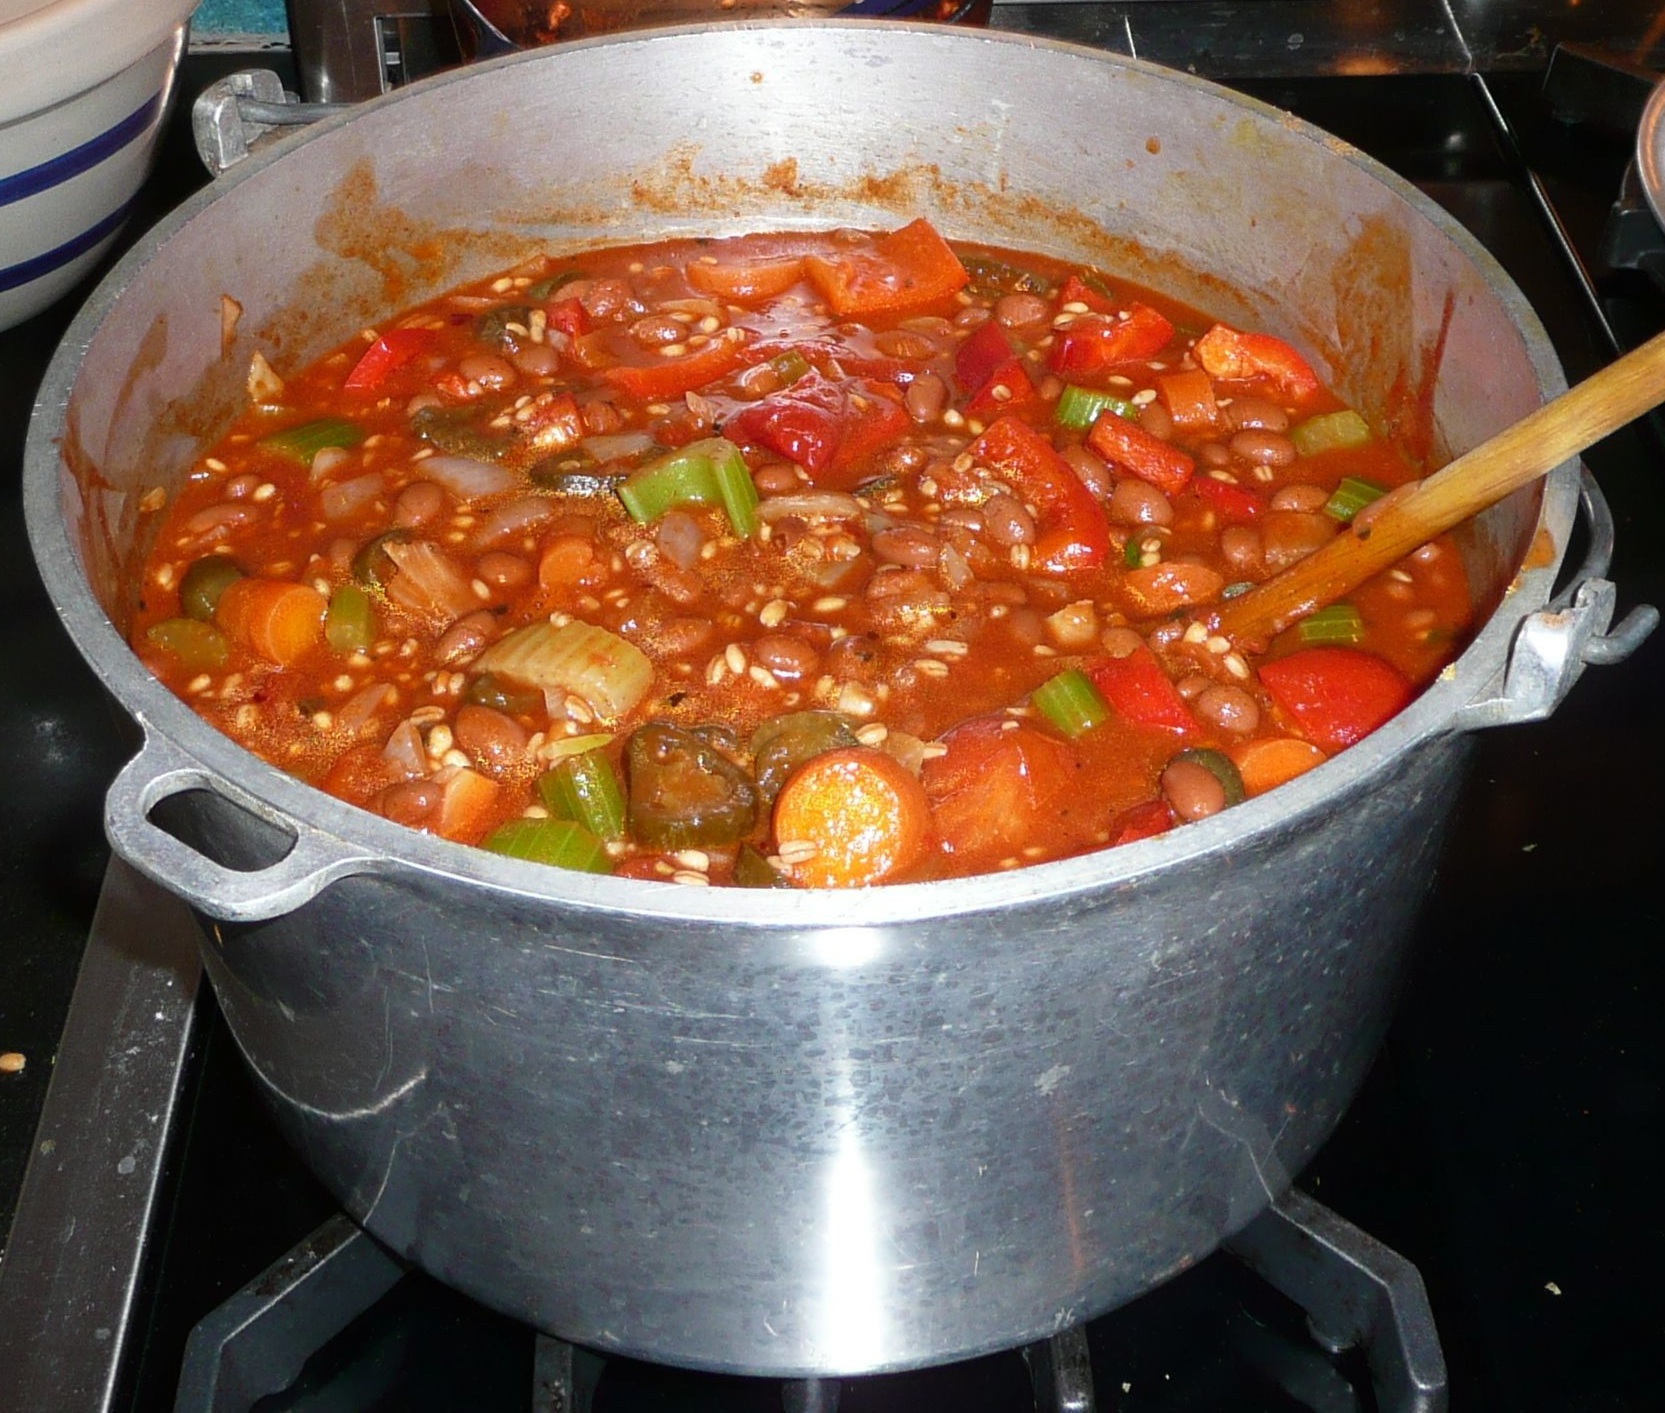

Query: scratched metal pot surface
[23,23,1631,1375]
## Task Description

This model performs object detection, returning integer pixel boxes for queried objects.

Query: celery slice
[1297,603,1367,645]
[618,437,758,537]
[1292,409,1373,457]
[1323,476,1388,523]
[1033,668,1111,738]
[482,818,612,873]
[259,417,364,463]
[538,750,627,841]
[325,584,377,654]
[1055,384,1137,431]
[475,621,652,723]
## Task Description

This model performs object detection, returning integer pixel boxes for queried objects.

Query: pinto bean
[994,292,1051,328]
[982,493,1036,546]
[1230,429,1298,467]
[824,632,881,680]
[1100,625,1146,659]
[629,314,685,347]
[1260,510,1337,571]
[476,551,532,592]
[1226,396,1289,432]
[1220,525,1264,574]
[1270,483,1330,513]
[1061,445,1114,499]
[1198,442,1232,469]
[1194,684,1261,734]
[458,353,516,391]
[753,462,803,495]
[1139,400,1174,442]
[752,634,821,679]
[871,525,940,567]
[455,704,528,773]
[381,778,443,827]
[512,344,561,378]
[394,480,447,528]
[875,329,938,361]
[1109,477,1174,526]
[905,372,948,423]
[1162,757,1228,821]
[434,609,500,664]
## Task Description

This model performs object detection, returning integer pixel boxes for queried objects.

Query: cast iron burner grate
[172,1190,1445,1413]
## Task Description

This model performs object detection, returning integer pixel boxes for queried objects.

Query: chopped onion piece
[581,431,657,463]
[381,539,480,624]
[419,455,517,499]
[322,472,385,522]
[755,491,865,523]
[476,621,652,723]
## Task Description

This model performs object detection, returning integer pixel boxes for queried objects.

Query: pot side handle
[1454,469,1657,731]
[105,731,383,924]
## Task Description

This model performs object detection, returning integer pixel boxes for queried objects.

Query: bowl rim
[0,0,196,125]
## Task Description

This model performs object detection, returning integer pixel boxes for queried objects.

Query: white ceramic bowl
[0,0,198,331]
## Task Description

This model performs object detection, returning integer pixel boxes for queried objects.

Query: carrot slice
[1229,736,1328,796]
[772,747,933,888]
[803,218,969,319]
[686,255,806,303]
[214,578,328,666]
[601,327,752,402]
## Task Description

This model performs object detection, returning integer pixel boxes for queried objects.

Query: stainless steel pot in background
[22,24,1652,1376]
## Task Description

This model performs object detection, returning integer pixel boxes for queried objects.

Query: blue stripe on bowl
[0,197,137,293]
[0,93,164,210]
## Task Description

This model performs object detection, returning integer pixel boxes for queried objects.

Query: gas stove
[2,16,1663,1413]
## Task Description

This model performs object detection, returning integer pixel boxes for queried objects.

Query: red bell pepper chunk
[343,327,438,391]
[1048,302,1174,379]
[1106,798,1176,847]
[1084,648,1198,735]
[955,320,1017,395]
[546,296,588,338]
[1085,410,1196,497]
[1057,273,1118,315]
[803,218,970,319]
[954,321,1039,415]
[966,358,1041,418]
[1193,323,1321,400]
[1193,474,1265,524]
[964,416,1109,574]
[1258,647,1413,751]
[726,368,910,489]
[601,327,752,402]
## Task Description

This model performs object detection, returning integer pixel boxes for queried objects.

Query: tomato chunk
[1085,648,1198,734]
[1105,798,1176,847]
[965,415,1109,573]
[1048,302,1174,378]
[726,368,910,488]
[1258,647,1413,750]
[601,327,752,401]
[1193,323,1321,400]
[803,218,970,319]
[343,327,437,391]
[923,717,1074,868]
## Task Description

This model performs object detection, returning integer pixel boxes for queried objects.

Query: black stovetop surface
[2,43,1663,1413]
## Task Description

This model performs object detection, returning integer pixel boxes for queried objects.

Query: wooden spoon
[1209,327,1665,644]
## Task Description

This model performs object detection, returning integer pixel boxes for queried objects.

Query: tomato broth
[132,220,1472,887]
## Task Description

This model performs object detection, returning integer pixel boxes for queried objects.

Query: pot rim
[23,23,1578,930]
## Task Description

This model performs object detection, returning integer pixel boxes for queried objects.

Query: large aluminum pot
[23,23,1640,1375]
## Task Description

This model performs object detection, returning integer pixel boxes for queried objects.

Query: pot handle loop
[1455,469,1658,730]
[105,731,382,924]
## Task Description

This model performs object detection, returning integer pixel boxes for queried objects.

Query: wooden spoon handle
[1211,327,1665,644]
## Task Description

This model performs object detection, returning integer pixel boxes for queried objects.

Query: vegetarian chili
[132,220,1472,887]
